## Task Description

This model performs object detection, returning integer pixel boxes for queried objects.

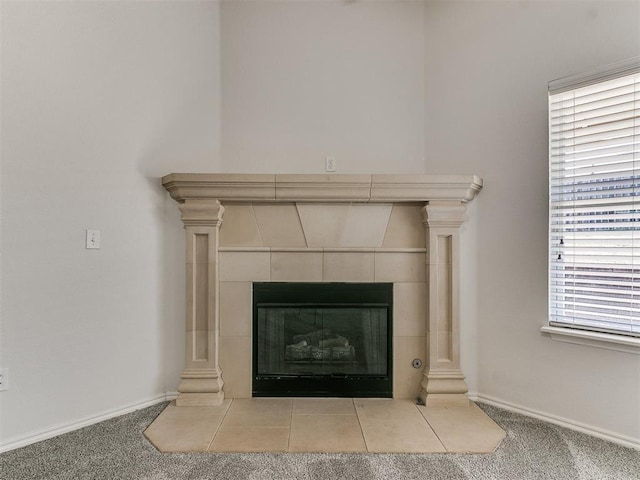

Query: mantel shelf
[161,173,483,204]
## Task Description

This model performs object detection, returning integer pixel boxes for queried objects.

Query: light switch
[86,230,100,249]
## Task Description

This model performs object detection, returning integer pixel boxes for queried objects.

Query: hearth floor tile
[354,399,446,453]
[292,397,356,415]
[418,402,506,453]
[209,425,290,452]
[289,414,366,453]
[221,397,293,427]
[143,400,230,452]
[144,398,505,454]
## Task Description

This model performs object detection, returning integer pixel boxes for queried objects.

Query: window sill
[541,326,640,355]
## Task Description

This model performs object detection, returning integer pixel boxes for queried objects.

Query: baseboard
[0,393,173,454]
[165,391,179,401]
[475,393,640,450]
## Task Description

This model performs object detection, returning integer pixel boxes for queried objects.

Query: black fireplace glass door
[256,306,388,377]
[252,282,393,397]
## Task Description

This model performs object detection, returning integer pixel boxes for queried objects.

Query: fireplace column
[419,201,469,407]
[176,199,225,406]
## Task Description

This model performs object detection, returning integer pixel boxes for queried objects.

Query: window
[549,60,639,338]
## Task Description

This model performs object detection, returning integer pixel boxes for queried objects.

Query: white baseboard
[165,391,179,401]
[475,393,640,451]
[0,393,173,454]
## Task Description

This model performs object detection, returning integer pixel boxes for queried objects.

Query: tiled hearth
[162,174,482,409]
[144,398,505,453]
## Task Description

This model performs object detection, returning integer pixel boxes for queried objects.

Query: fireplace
[162,174,482,407]
[253,282,393,397]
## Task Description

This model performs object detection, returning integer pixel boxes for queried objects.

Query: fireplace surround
[162,174,482,407]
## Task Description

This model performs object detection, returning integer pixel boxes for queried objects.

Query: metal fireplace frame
[252,282,393,397]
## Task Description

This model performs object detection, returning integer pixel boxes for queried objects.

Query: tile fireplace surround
[162,174,483,408]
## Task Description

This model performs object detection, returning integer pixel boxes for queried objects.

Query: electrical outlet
[86,229,100,249]
[0,368,8,391]
[325,156,336,172]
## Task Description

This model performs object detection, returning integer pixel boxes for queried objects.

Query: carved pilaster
[176,199,225,406]
[419,201,469,406]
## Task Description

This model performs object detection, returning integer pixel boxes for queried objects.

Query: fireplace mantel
[162,173,483,203]
[162,173,483,407]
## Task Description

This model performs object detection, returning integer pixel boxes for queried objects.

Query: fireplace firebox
[253,282,393,397]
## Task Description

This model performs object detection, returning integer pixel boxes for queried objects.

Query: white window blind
[549,62,640,337]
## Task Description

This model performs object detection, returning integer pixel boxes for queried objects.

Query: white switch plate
[325,156,336,172]
[0,368,8,391]
[86,229,100,249]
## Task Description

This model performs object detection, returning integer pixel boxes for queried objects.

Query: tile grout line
[291,413,360,416]
[353,399,371,453]
[206,399,232,452]
[286,398,294,452]
[414,403,449,452]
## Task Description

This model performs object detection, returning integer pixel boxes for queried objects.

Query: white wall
[0,0,221,447]
[423,0,640,442]
[220,0,425,173]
